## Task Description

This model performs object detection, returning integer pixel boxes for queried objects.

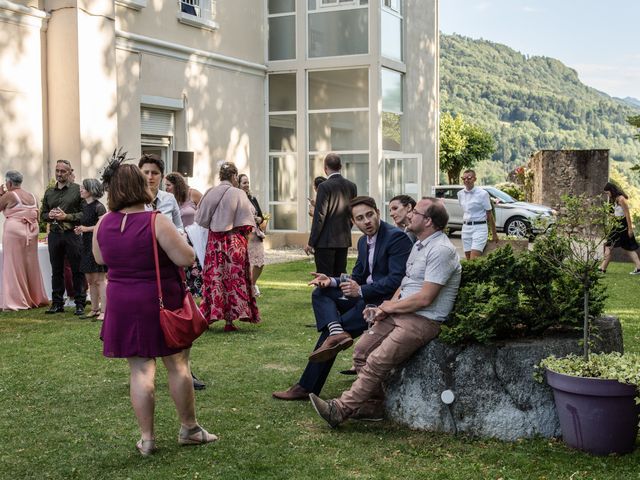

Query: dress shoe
[192,372,206,391]
[45,305,65,314]
[339,367,357,376]
[272,384,310,401]
[74,305,86,316]
[308,332,353,363]
[351,402,384,422]
[309,393,344,428]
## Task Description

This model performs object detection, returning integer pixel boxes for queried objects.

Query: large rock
[384,316,623,441]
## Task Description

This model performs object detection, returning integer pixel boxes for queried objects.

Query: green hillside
[440,33,640,185]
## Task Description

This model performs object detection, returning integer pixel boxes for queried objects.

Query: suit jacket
[350,221,413,306]
[308,173,357,248]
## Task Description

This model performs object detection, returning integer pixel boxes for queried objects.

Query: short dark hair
[603,181,627,201]
[107,164,154,211]
[165,172,189,204]
[390,194,416,209]
[349,196,378,217]
[463,169,476,177]
[313,176,326,189]
[138,154,165,176]
[324,153,341,172]
[219,162,238,182]
[82,178,104,199]
[422,196,449,230]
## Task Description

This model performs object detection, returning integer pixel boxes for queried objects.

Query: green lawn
[0,260,638,480]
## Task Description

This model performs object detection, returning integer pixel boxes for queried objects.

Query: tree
[439,112,495,184]
[629,116,640,172]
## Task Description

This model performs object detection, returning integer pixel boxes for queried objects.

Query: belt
[463,220,486,225]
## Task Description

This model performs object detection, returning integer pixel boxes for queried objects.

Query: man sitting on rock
[309,197,462,425]
[272,196,413,401]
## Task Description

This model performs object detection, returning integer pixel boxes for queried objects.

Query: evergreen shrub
[439,239,607,345]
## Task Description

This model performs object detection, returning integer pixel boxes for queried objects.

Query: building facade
[0,0,438,242]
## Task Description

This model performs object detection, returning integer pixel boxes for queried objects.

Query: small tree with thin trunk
[536,195,615,360]
[439,112,495,184]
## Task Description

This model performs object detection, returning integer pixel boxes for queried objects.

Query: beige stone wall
[0,1,48,195]
[404,0,439,194]
[529,149,610,209]
[115,0,265,65]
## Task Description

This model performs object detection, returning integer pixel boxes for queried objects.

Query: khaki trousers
[336,312,441,418]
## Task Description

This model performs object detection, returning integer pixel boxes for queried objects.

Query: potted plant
[536,194,640,455]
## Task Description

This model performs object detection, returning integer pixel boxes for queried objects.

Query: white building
[0,0,438,244]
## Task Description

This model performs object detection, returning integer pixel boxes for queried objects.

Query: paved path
[264,237,466,265]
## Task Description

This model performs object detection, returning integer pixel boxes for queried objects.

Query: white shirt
[457,187,492,222]
[366,233,377,285]
[146,190,184,232]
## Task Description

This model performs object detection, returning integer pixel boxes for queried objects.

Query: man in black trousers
[273,196,412,401]
[304,153,357,276]
[41,159,86,315]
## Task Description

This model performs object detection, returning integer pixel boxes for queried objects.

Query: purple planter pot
[546,369,640,455]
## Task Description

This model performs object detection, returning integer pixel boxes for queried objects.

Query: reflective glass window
[308,9,368,57]
[308,69,368,110]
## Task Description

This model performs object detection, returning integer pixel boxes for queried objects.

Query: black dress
[80,200,108,273]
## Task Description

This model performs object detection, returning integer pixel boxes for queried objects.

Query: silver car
[432,185,556,238]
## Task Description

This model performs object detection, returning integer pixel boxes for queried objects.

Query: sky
[439,0,640,100]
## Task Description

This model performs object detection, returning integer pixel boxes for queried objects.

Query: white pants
[462,223,488,252]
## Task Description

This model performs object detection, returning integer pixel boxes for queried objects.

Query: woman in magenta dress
[0,170,48,311]
[195,162,260,331]
[93,158,216,456]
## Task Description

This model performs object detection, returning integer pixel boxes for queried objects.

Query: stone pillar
[46,0,117,180]
[529,149,609,209]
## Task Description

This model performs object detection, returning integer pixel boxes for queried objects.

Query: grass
[0,260,639,480]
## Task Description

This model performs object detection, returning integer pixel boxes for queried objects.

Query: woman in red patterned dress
[195,162,261,331]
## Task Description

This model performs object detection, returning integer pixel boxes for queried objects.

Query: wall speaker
[173,151,194,177]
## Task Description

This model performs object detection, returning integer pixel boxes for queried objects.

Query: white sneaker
[253,285,261,297]
[630,268,640,275]
[64,297,75,307]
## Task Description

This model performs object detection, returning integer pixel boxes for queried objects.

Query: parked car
[432,185,556,238]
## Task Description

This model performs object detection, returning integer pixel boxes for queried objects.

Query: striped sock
[328,322,344,336]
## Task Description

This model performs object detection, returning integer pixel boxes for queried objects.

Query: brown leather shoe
[308,332,353,363]
[272,384,310,401]
[309,393,344,428]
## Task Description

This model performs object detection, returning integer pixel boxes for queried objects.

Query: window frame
[178,0,219,31]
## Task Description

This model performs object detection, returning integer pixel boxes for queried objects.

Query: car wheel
[504,216,531,239]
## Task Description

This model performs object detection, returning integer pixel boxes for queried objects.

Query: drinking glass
[364,304,377,334]
[338,273,351,300]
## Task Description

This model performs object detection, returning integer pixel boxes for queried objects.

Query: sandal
[80,309,100,319]
[178,424,218,445]
[136,438,156,456]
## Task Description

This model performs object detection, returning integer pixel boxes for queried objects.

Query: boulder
[383,316,623,441]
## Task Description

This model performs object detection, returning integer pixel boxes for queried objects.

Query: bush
[439,241,607,345]
[495,181,524,201]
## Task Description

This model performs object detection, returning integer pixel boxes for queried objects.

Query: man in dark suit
[273,196,413,400]
[304,153,357,276]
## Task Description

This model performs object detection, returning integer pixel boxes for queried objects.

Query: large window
[381,0,402,61]
[382,68,403,151]
[268,73,298,230]
[308,0,368,58]
[268,0,296,61]
[308,68,369,197]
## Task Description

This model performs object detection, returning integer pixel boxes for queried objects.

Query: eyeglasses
[412,210,429,219]
[462,176,475,181]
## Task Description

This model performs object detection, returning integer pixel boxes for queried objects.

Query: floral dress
[199,226,261,324]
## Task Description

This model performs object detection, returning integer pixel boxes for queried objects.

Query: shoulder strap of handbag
[150,211,165,308]
[151,211,188,308]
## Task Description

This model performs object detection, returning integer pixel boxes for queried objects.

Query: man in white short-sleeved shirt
[308,197,462,427]
[457,169,498,260]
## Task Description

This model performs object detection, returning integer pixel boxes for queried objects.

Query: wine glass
[338,273,351,300]
[364,304,377,334]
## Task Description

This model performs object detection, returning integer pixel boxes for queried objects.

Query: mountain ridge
[440,33,640,184]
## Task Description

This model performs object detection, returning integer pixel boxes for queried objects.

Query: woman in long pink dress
[194,162,261,331]
[0,170,48,310]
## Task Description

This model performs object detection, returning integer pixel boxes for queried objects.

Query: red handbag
[151,212,208,349]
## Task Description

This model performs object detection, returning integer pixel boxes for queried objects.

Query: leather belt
[463,220,487,225]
